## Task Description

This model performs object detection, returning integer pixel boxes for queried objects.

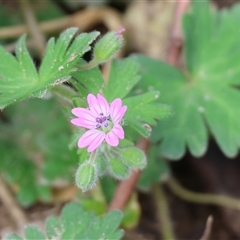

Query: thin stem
[89,149,97,162]
[19,0,45,55]
[166,177,240,211]
[77,60,100,70]
[108,137,150,210]
[153,184,175,240]
[167,0,191,65]
[51,84,77,107]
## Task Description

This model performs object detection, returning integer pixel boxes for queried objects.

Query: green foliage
[72,56,171,139]
[103,58,140,101]
[75,144,147,191]
[120,147,147,170]
[4,202,124,240]
[75,162,98,191]
[93,30,124,63]
[134,1,240,159]
[0,98,78,205]
[123,91,172,138]
[138,146,170,190]
[24,225,46,240]
[71,65,105,97]
[108,158,131,180]
[0,28,99,109]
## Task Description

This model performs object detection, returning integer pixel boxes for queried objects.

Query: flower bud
[93,27,125,63]
[108,157,131,180]
[75,162,98,191]
[121,147,147,170]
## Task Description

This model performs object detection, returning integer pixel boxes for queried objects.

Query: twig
[0,7,122,39]
[0,177,28,229]
[108,138,150,210]
[167,0,191,65]
[165,177,240,211]
[19,0,46,55]
[199,216,213,240]
[153,184,175,240]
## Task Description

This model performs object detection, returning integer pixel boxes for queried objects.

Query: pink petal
[97,94,109,116]
[110,98,122,122]
[87,93,109,117]
[88,133,106,152]
[110,99,127,123]
[113,106,127,124]
[71,108,96,129]
[78,129,105,152]
[71,118,96,129]
[87,94,101,117]
[71,108,94,119]
[112,124,125,139]
[105,129,119,147]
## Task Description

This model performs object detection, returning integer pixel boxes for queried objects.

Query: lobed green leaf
[103,57,140,101]
[135,0,240,159]
[4,202,124,240]
[0,28,99,109]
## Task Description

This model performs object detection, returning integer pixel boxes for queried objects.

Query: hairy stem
[90,149,97,162]
[153,184,175,240]
[108,137,150,210]
[166,177,240,211]
[51,84,77,107]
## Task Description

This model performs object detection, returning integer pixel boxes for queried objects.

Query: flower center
[96,113,112,133]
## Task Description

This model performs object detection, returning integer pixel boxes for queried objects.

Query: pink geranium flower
[71,94,127,152]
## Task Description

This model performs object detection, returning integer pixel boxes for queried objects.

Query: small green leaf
[100,210,124,237]
[123,91,172,137]
[45,216,62,239]
[121,147,147,170]
[3,234,23,240]
[24,225,45,240]
[88,210,124,240]
[81,199,107,215]
[75,162,98,191]
[60,202,92,239]
[124,91,171,125]
[103,57,140,101]
[71,66,104,97]
[93,30,124,63]
[108,158,131,180]
[118,138,134,148]
[125,118,151,138]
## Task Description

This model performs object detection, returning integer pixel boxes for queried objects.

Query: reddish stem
[108,0,191,211]
[167,0,191,65]
[108,138,150,210]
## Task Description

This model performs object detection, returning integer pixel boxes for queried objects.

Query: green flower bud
[75,162,98,192]
[108,158,131,180]
[121,147,147,170]
[93,27,125,63]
